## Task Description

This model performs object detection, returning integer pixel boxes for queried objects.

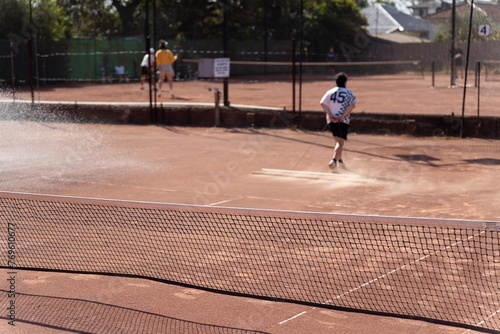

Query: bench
[114,66,130,83]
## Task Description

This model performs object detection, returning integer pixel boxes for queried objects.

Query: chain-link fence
[1,35,500,121]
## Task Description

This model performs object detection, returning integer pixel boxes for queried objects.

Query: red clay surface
[5,72,500,116]
[1,77,499,333]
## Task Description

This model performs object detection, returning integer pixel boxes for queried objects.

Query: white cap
[149,48,154,53]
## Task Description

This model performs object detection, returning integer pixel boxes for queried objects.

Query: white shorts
[158,64,174,76]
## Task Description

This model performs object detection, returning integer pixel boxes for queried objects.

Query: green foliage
[374,0,395,7]
[307,0,368,55]
[33,0,73,40]
[433,11,500,42]
[57,0,120,37]
[110,0,142,36]
[1,0,368,56]
[0,0,28,39]
[0,0,73,41]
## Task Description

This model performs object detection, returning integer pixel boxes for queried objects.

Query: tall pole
[93,2,97,81]
[298,0,303,118]
[153,0,158,119]
[460,0,475,138]
[10,42,15,101]
[264,0,268,62]
[145,0,153,123]
[450,0,456,87]
[153,0,157,50]
[28,0,34,104]
[292,39,296,115]
[223,0,230,107]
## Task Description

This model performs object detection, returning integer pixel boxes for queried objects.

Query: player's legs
[162,65,175,97]
[157,73,162,90]
[157,71,166,96]
[328,122,340,171]
[166,72,174,96]
[140,67,148,89]
[334,137,345,161]
[454,62,463,80]
[328,122,348,171]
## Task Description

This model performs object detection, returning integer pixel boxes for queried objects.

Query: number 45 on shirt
[331,91,347,103]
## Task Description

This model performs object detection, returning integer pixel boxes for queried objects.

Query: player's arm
[168,51,177,63]
[320,103,336,122]
[338,103,356,122]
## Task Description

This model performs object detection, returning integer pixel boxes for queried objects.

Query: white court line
[278,311,308,325]
[254,168,343,181]
[254,168,399,184]
[37,177,178,193]
[209,197,246,206]
[0,99,283,110]
[279,230,487,326]
[459,308,500,334]
[325,230,486,303]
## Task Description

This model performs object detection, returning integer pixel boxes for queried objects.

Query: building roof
[375,31,432,43]
[362,4,431,35]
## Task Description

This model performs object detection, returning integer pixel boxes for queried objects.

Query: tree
[433,11,500,42]
[0,0,29,39]
[304,0,368,58]
[0,0,72,41]
[4,0,369,53]
[153,0,223,41]
[152,0,367,56]
[33,0,73,40]
[57,0,120,37]
[111,0,143,36]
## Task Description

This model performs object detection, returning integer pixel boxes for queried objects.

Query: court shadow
[246,128,336,150]
[394,154,441,167]
[463,158,500,165]
[0,290,268,334]
[245,128,404,163]
[169,95,191,101]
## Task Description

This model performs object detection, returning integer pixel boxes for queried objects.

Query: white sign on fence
[214,58,230,78]
[198,58,230,78]
[478,24,490,37]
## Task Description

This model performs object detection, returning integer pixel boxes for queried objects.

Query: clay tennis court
[10,72,500,116]
[0,76,499,333]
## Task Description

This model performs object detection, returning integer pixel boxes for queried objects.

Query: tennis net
[187,59,424,80]
[1,191,499,332]
[483,60,500,82]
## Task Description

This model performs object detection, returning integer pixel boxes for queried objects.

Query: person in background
[155,40,177,98]
[326,46,336,62]
[140,48,155,90]
[326,46,336,76]
[454,44,464,81]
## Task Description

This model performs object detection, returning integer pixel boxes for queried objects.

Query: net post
[214,88,221,127]
[431,60,435,87]
[10,41,15,101]
[474,61,478,88]
[477,61,480,118]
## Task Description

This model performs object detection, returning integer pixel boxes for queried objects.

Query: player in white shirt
[140,48,156,90]
[319,72,356,172]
